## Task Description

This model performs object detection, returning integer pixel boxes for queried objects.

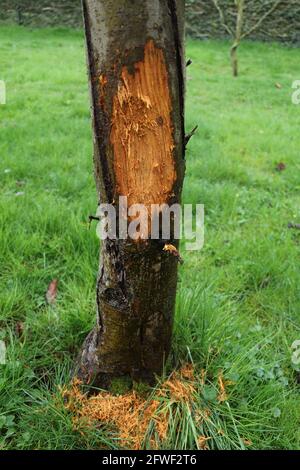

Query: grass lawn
[0,26,300,450]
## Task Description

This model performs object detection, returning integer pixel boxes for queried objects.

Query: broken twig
[185,125,198,147]
[163,244,184,264]
[88,215,100,229]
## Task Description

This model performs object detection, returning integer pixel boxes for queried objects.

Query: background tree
[212,0,282,76]
[75,0,186,388]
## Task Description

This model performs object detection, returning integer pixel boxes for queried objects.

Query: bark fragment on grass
[62,364,203,450]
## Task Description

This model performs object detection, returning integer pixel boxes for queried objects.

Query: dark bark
[230,0,244,77]
[75,0,185,387]
[230,43,239,78]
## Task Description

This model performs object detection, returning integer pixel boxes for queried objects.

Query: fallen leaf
[275,82,282,89]
[46,279,58,305]
[16,180,26,187]
[275,162,286,172]
[15,321,24,338]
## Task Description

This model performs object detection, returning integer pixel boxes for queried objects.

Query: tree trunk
[75,0,186,387]
[231,0,245,77]
[230,43,239,77]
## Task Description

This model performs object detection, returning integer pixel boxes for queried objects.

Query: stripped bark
[75,0,186,387]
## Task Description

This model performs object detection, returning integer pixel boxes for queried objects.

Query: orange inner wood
[110,39,176,209]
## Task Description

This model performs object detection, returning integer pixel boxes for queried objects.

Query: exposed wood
[111,39,176,211]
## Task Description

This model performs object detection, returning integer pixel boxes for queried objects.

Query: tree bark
[231,0,245,77]
[75,0,185,387]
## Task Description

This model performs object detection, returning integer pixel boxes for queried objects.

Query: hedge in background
[186,0,300,44]
[0,0,299,44]
[0,0,82,28]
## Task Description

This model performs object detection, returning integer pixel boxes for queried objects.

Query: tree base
[74,325,163,389]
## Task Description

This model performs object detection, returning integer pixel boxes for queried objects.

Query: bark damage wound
[110,40,176,209]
